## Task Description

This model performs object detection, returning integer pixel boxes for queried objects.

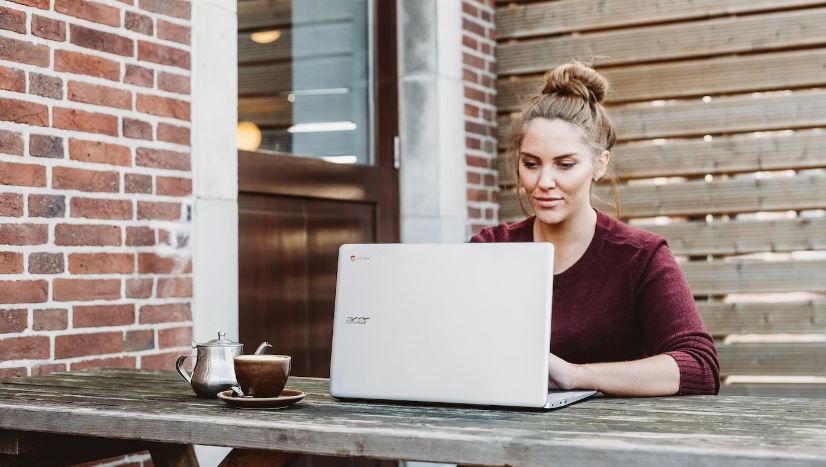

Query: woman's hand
[548,353,584,390]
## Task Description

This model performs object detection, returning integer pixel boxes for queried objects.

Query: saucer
[217,388,305,409]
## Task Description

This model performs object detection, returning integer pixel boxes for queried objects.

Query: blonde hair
[510,62,620,217]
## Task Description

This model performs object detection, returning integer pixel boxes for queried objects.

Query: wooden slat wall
[495,1,826,397]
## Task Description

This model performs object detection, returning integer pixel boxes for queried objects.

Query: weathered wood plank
[497,49,826,110]
[718,343,826,377]
[699,301,826,335]
[496,7,826,75]
[720,383,826,399]
[500,173,826,220]
[683,259,826,295]
[496,0,826,39]
[497,131,826,184]
[1,369,825,466]
[497,90,826,143]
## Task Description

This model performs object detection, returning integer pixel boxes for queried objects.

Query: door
[237,0,399,377]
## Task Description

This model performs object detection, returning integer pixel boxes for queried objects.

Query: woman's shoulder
[470,217,534,243]
[598,211,667,253]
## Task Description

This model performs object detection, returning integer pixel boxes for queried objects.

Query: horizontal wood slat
[500,173,826,219]
[644,217,826,256]
[683,259,826,295]
[496,0,826,39]
[497,91,826,142]
[497,130,826,184]
[496,8,826,75]
[718,343,826,376]
[720,383,826,398]
[497,48,826,110]
[699,301,826,335]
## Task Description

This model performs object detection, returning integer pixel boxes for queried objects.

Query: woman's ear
[594,150,610,180]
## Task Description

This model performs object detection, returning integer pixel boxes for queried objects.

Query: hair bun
[541,63,609,104]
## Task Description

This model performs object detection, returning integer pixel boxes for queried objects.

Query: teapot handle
[175,355,193,384]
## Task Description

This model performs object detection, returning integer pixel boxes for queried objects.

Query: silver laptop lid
[330,243,554,408]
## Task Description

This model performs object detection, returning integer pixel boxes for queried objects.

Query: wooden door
[237,0,399,378]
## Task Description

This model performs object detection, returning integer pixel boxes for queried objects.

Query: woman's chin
[533,207,568,226]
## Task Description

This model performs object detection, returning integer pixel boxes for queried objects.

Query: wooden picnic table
[0,368,825,466]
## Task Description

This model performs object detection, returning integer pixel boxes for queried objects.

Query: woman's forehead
[521,118,589,156]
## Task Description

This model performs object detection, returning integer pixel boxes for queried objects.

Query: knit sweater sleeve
[636,240,721,395]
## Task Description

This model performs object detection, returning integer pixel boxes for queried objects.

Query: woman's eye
[559,161,576,169]
[521,161,539,169]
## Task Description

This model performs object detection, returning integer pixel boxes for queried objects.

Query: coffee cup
[233,354,291,398]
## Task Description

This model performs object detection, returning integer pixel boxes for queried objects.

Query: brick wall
[462,0,498,236]
[0,0,193,378]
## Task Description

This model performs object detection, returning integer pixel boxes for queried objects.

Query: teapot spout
[254,342,272,355]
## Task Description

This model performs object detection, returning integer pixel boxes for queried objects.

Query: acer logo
[345,316,370,324]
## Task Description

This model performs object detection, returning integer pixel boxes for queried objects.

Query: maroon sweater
[471,211,720,395]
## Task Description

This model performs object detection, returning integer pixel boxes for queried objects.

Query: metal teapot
[175,331,272,398]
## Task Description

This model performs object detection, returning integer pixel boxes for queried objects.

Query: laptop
[329,243,597,410]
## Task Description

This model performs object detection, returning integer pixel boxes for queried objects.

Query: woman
[472,63,719,396]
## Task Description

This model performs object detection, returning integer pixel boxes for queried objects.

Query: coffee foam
[235,354,289,362]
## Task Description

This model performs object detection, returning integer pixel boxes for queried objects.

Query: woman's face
[518,118,608,226]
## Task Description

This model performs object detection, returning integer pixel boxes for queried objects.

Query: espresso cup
[233,354,291,398]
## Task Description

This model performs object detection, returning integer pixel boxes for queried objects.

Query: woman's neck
[533,207,597,247]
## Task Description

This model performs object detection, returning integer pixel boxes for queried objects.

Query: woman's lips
[533,196,563,208]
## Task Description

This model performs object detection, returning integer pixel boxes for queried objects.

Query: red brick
[138,201,180,221]
[53,278,120,301]
[53,107,118,136]
[71,355,136,371]
[0,161,46,187]
[136,93,190,120]
[29,252,64,274]
[31,363,67,376]
[55,224,120,246]
[0,335,49,360]
[157,123,189,146]
[55,50,120,81]
[29,73,63,99]
[0,37,49,67]
[0,6,26,34]
[126,226,154,246]
[156,176,191,197]
[0,65,25,92]
[9,0,49,9]
[69,252,134,274]
[138,253,191,274]
[124,64,153,87]
[126,278,152,298]
[0,280,48,304]
[467,155,491,168]
[157,71,189,94]
[56,0,120,27]
[140,351,178,370]
[468,206,482,219]
[53,166,119,193]
[0,367,26,377]
[0,193,23,217]
[0,309,27,333]
[0,97,48,126]
[158,229,170,245]
[0,224,47,245]
[139,0,190,19]
[69,138,131,167]
[0,130,23,156]
[123,118,152,140]
[32,15,66,41]
[140,303,190,324]
[55,331,123,359]
[30,134,64,158]
[467,188,490,202]
[135,148,190,171]
[125,329,154,351]
[70,24,133,57]
[157,277,191,298]
[68,81,132,110]
[467,172,481,185]
[74,303,135,327]
[0,252,23,274]
[28,194,66,217]
[137,40,190,69]
[70,198,132,220]
[125,11,152,35]
[33,308,68,330]
[159,326,191,349]
[125,173,152,194]
[157,19,189,45]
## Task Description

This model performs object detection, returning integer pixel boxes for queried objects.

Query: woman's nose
[538,167,557,189]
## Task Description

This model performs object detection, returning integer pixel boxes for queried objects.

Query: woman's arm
[549,352,680,397]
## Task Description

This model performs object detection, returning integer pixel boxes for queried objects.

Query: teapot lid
[194,331,243,348]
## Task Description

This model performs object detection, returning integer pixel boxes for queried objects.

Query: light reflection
[321,155,358,164]
[236,121,262,151]
[250,30,281,44]
[287,121,357,133]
